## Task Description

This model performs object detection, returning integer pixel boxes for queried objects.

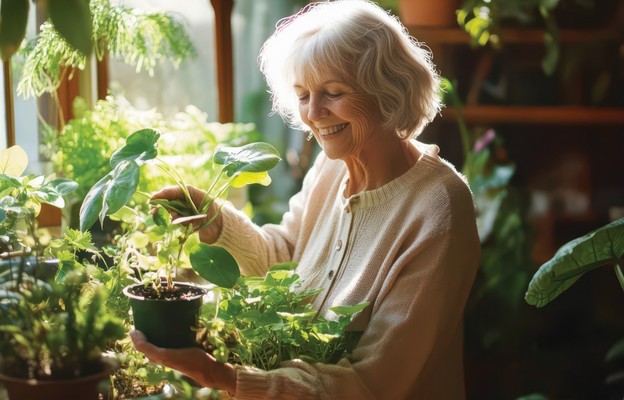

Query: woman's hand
[150,185,223,244]
[129,330,237,394]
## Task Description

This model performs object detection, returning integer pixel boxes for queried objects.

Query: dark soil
[127,283,205,301]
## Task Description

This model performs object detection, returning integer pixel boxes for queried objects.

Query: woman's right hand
[150,185,223,244]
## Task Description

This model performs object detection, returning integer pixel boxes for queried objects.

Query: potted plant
[79,128,281,348]
[0,146,125,399]
[398,0,459,27]
[196,262,369,371]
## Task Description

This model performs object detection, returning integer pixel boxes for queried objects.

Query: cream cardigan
[214,141,481,399]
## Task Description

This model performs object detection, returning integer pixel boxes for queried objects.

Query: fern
[17,0,196,99]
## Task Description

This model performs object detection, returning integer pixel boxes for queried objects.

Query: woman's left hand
[129,330,237,394]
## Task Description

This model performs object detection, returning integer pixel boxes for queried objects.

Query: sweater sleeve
[214,153,325,277]
[230,175,481,399]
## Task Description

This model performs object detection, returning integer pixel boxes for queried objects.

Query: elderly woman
[130,0,480,398]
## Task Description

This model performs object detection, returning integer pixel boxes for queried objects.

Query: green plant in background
[0,267,124,380]
[525,217,624,307]
[525,217,624,396]
[197,262,368,371]
[0,217,123,385]
[0,145,78,257]
[442,79,534,350]
[443,78,533,309]
[42,95,262,233]
[16,0,195,117]
[456,0,594,75]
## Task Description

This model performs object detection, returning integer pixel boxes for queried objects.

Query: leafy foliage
[0,265,124,380]
[17,0,196,99]
[456,0,594,74]
[197,263,368,371]
[79,128,281,290]
[0,145,78,254]
[525,217,624,307]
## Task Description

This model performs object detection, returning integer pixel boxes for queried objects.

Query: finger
[129,330,164,362]
[150,185,185,200]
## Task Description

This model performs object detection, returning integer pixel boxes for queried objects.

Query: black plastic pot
[124,282,207,349]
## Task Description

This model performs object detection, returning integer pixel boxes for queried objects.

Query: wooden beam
[3,60,15,147]
[211,0,235,123]
[442,106,624,125]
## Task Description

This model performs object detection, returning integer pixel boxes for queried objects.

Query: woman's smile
[318,123,349,137]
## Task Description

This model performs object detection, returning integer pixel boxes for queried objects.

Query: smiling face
[294,75,383,161]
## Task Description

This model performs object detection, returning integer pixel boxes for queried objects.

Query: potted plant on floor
[79,128,281,349]
[0,146,126,399]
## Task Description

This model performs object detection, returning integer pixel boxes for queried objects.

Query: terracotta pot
[0,357,117,400]
[398,0,458,27]
[124,282,207,349]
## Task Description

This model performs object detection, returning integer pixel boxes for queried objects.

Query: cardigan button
[328,270,334,279]
[335,240,343,251]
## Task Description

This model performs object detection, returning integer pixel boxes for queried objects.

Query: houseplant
[196,262,368,371]
[0,146,125,399]
[79,128,281,348]
[525,217,624,308]
[456,0,596,75]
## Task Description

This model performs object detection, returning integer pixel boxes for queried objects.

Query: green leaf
[110,129,160,168]
[230,171,272,188]
[0,0,29,60]
[525,218,624,307]
[48,0,93,55]
[329,301,369,317]
[102,160,140,216]
[0,145,28,177]
[268,262,298,272]
[214,142,281,177]
[189,243,240,288]
[79,173,111,231]
[49,178,79,196]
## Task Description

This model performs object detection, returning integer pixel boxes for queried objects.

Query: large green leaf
[214,142,281,177]
[48,0,93,55]
[110,129,160,168]
[0,0,29,60]
[101,160,140,218]
[525,218,624,308]
[189,243,240,288]
[79,173,111,231]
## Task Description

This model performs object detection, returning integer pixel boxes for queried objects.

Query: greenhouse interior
[1,0,624,399]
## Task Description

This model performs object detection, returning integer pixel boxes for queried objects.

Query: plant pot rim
[123,281,207,302]
[0,356,118,385]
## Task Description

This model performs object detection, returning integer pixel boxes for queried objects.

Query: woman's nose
[307,96,329,121]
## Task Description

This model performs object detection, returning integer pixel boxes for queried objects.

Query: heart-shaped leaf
[0,146,28,177]
[110,129,160,168]
[189,243,240,288]
[214,142,281,177]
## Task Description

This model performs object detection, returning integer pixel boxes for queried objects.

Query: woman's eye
[326,92,343,99]
[298,94,310,103]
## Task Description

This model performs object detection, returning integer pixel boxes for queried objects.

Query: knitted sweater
[214,141,481,399]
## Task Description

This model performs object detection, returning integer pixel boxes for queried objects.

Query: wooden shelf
[441,106,624,125]
[407,26,623,46]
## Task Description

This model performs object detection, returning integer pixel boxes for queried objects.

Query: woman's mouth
[318,123,348,136]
